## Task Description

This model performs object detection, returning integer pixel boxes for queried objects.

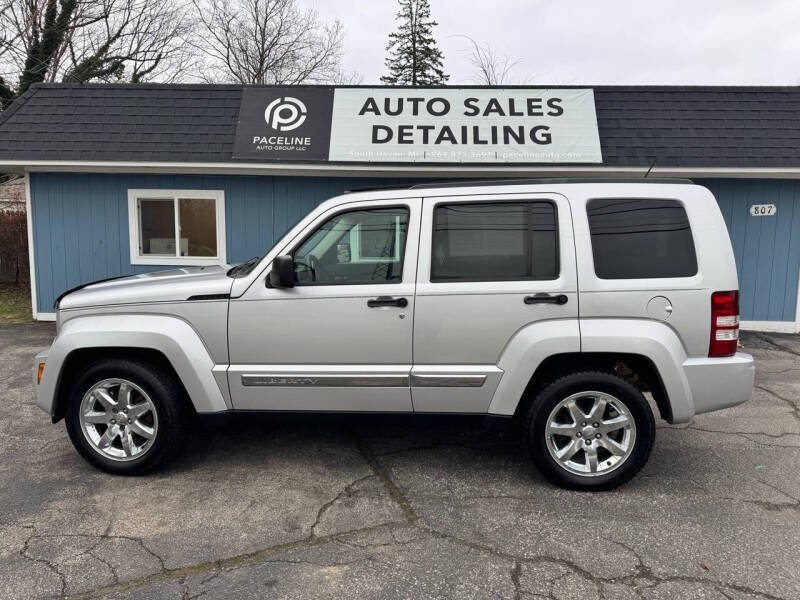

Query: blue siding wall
[29,173,407,313]
[29,173,800,322]
[700,179,800,323]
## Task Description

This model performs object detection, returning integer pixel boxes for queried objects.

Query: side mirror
[267,255,295,288]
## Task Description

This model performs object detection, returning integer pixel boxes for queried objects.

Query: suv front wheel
[523,370,655,490]
[65,359,188,475]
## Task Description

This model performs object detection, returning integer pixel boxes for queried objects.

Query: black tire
[523,370,655,491]
[65,359,188,475]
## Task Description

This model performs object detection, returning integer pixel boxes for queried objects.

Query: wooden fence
[0,206,29,284]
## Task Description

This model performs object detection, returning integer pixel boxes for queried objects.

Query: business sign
[233,87,602,163]
[233,87,334,160]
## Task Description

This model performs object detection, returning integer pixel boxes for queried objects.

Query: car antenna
[644,157,657,178]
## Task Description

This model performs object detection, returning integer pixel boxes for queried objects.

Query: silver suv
[33,180,755,490]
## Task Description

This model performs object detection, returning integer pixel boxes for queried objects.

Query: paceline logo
[264,96,308,131]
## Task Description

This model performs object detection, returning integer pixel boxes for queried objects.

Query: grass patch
[0,284,33,323]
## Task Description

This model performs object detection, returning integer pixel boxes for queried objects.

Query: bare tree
[63,0,196,84]
[0,0,194,105]
[191,0,348,84]
[459,35,527,85]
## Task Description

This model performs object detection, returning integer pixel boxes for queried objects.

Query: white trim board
[24,174,41,321]
[740,320,800,334]
[6,160,800,178]
[34,312,56,322]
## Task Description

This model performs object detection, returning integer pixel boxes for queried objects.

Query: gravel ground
[1,323,799,599]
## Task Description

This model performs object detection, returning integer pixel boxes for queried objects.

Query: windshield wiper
[227,256,261,278]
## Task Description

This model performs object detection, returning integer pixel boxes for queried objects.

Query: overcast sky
[312,0,800,85]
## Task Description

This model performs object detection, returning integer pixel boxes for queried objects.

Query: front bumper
[682,352,755,416]
[32,348,52,415]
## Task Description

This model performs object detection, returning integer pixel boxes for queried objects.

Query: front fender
[35,314,230,417]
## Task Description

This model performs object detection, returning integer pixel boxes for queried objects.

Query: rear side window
[587,198,697,279]
[431,201,558,282]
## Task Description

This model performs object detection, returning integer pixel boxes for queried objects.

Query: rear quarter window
[586,198,698,279]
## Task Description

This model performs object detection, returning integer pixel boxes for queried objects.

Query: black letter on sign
[530,125,552,145]
[427,98,450,116]
[484,98,505,116]
[372,125,393,143]
[359,97,381,116]
[397,125,413,144]
[418,125,435,144]
[384,97,403,116]
[526,98,543,116]
[434,126,457,144]
[463,98,480,116]
[546,98,563,116]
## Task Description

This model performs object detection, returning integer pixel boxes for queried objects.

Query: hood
[58,265,234,310]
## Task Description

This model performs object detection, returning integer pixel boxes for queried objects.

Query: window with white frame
[127,190,226,265]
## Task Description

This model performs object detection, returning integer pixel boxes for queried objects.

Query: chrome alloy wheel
[545,391,636,477]
[79,378,158,461]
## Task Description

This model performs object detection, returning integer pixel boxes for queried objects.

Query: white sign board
[328,88,602,163]
[750,204,777,216]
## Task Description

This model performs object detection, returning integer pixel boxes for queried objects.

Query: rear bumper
[682,352,755,417]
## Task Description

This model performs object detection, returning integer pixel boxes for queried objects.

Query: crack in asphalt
[755,384,800,425]
[64,521,413,600]
[510,560,522,600]
[686,475,800,514]
[418,524,789,600]
[661,423,800,448]
[752,333,800,359]
[18,526,68,598]
[18,529,167,597]
[309,473,375,537]
[355,435,418,524]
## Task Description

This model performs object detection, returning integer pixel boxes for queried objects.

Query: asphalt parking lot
[1,323,799,599]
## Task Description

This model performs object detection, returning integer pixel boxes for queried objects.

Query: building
[0,83,799,332]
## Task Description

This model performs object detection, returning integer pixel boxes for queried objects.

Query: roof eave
[2,159,800,179]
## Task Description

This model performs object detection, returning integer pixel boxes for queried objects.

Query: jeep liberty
[33,180,755,490]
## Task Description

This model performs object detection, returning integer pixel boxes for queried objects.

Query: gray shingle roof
[1,83,799,167]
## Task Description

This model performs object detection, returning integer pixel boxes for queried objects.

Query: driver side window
[293,206,409,285]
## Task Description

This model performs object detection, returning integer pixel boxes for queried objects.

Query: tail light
[709,290,739,357]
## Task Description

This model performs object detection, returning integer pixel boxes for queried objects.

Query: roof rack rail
[344,177,694,195]
[343,183,417,194]
[408,177,694,189]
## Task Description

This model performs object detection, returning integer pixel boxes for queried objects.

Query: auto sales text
[359,96,565,146]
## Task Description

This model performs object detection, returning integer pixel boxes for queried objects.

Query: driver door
[227,197,421,411]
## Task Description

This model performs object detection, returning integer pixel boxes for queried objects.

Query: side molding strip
[241,374,410,387]
[410,374,487,388]
[241,373,488,388]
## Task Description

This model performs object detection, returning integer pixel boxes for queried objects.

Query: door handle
[524,293,568,305]
[367,296,408,308]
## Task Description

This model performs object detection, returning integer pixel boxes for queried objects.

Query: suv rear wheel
[523,370,655,490]
[65,359,188,475]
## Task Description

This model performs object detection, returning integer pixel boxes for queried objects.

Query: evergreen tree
[381,0,449,86]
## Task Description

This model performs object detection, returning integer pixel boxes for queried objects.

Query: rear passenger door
[412,193,578,413]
